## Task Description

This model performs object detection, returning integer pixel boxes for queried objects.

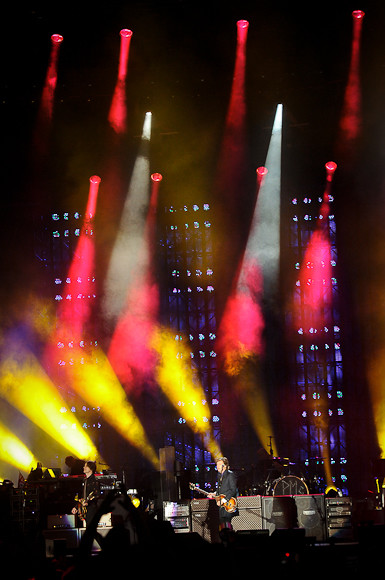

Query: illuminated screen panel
[160,203,220,476]
[288,194,347,493]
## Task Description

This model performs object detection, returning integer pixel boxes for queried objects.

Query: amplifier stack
[43,495,355,555]
[163,501,191,534]
[326,497,353,540]
[190,498,220,543]
[177,493,352,543]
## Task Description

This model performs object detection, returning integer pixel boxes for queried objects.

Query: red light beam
[108,29,133,134]
[215,20,249,199]
[43,177,101,379]
[41,34,63,122]
[292,163,337,333]
[338,11,365,152]
[32,34,63,160]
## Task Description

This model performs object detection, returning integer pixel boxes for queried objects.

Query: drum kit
[245,453,326,496]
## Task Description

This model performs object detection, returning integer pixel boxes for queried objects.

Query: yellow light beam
[151,326,222,460]
[0,346,99,461]
[0,420,39,472]
[367,349,385,457]
[234,359,276,457]
[69,346,160,470]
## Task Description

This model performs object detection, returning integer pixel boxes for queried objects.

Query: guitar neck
[190,484,216,498]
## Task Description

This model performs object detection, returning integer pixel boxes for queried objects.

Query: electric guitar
[74,491,96,521]
[189,482,237,513]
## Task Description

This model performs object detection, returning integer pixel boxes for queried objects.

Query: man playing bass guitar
[208,457,238,531]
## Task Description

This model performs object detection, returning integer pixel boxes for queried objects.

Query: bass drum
[273,475,309,496]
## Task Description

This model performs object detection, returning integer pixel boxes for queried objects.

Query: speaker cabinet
[232,496,263,532]
[263,495,326,540]
[191,501,220,543]
[262,496,298,535]
[237,495,262,509]
[295,495,326,541]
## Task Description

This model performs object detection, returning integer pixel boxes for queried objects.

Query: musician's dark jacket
[217,468,238,519]
[82,473,100,526]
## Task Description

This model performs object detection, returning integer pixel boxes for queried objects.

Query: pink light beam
[108,29,133,134]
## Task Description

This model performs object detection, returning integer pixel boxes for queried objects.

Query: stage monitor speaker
[295,494,326,541]
[191,503,220,543]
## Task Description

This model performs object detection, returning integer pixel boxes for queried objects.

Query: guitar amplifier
[163,501,190,518]
[237,495,262,509]
[232,496,263,532]
[191,507,220,543]
[163,501,191,533]
[326,497,353,540]
[191,498,210,512]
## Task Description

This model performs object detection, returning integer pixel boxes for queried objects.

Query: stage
[1,475,384,579]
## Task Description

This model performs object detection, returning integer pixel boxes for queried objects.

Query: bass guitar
[74,491,96,521]
[189,482,237,513]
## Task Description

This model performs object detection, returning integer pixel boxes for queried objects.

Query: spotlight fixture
[120,29,133,38]
[325,484,343,497]
[325,161,337,174]
[352,10,365,19]
[51,34,63,44]
[256,166,268,177]
[237,20,249,29]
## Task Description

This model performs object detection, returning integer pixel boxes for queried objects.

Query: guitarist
[72,461,100,527]
[208,457,238,532]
